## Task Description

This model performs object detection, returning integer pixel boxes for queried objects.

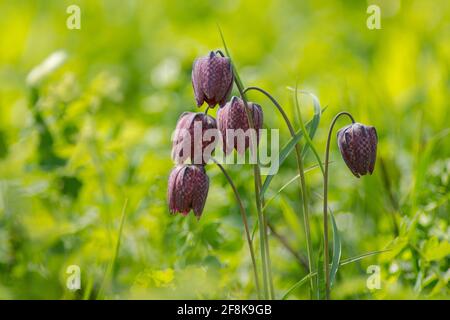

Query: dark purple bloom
[217,96,263,154]
[337,123,378,178]
[192,51,233,108]
[167,165,209,219]
[172,112,218,165]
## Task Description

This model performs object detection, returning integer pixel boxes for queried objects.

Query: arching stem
[244,86,316,296]
[217,46,272,299]
[213,159,262,299]
[323,111,355,299]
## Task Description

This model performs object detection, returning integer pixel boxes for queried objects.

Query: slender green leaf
[260,125,304,198]
[282,249,390,300]
[329,212,342,287]
[291,85,325,175]
[301,94,321,160]
[316,242,326,300]
[262,162,327,211]
[281,273,314,300]
[260,105,327,199]
[218,25,245,90]
[293,90,322,159]
[260,115,319,199]
[340,249,391,265]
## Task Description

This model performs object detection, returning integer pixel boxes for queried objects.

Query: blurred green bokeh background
[0,0,448,299]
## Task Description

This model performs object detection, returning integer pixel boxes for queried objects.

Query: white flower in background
[151,57,180,88]
[26,50,68,87]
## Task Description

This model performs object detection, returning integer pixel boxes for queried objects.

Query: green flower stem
[237,83,272,299]
[323,111,355,299]
[216,46,272,299]
[213,159,262,299]
[244,86,316,297]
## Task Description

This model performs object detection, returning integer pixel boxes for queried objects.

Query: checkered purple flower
[217,96,263,154]
[167,165,209,219]
[192,51,233,108]
[172,112,218,165]
[337,123,378,178]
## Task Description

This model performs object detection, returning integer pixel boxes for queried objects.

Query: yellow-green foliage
[0,0,448,299]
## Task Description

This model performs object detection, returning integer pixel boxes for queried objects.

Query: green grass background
[0,0,448,299]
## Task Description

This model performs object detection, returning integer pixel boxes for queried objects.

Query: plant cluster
[167,35,379,300]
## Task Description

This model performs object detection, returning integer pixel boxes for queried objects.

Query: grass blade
[97,198,129,299]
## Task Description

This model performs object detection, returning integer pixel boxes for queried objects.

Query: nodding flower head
[337,123,378,178]
[192,51,233,108]
[171,112,218,165]
[217,96,263,154]
[167,164,209,219]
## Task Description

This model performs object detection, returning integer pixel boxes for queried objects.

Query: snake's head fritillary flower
[217,96,263,154]
[192,51,233,108]
[337,123,378,178]
[171,112,218,165]
[167,165,209,219]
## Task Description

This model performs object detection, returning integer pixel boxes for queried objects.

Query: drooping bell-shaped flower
[171,112,218,165]
[337,123,378,178]
[167,164,209,219]
[192,51,233,108]
[217,96,263,154]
